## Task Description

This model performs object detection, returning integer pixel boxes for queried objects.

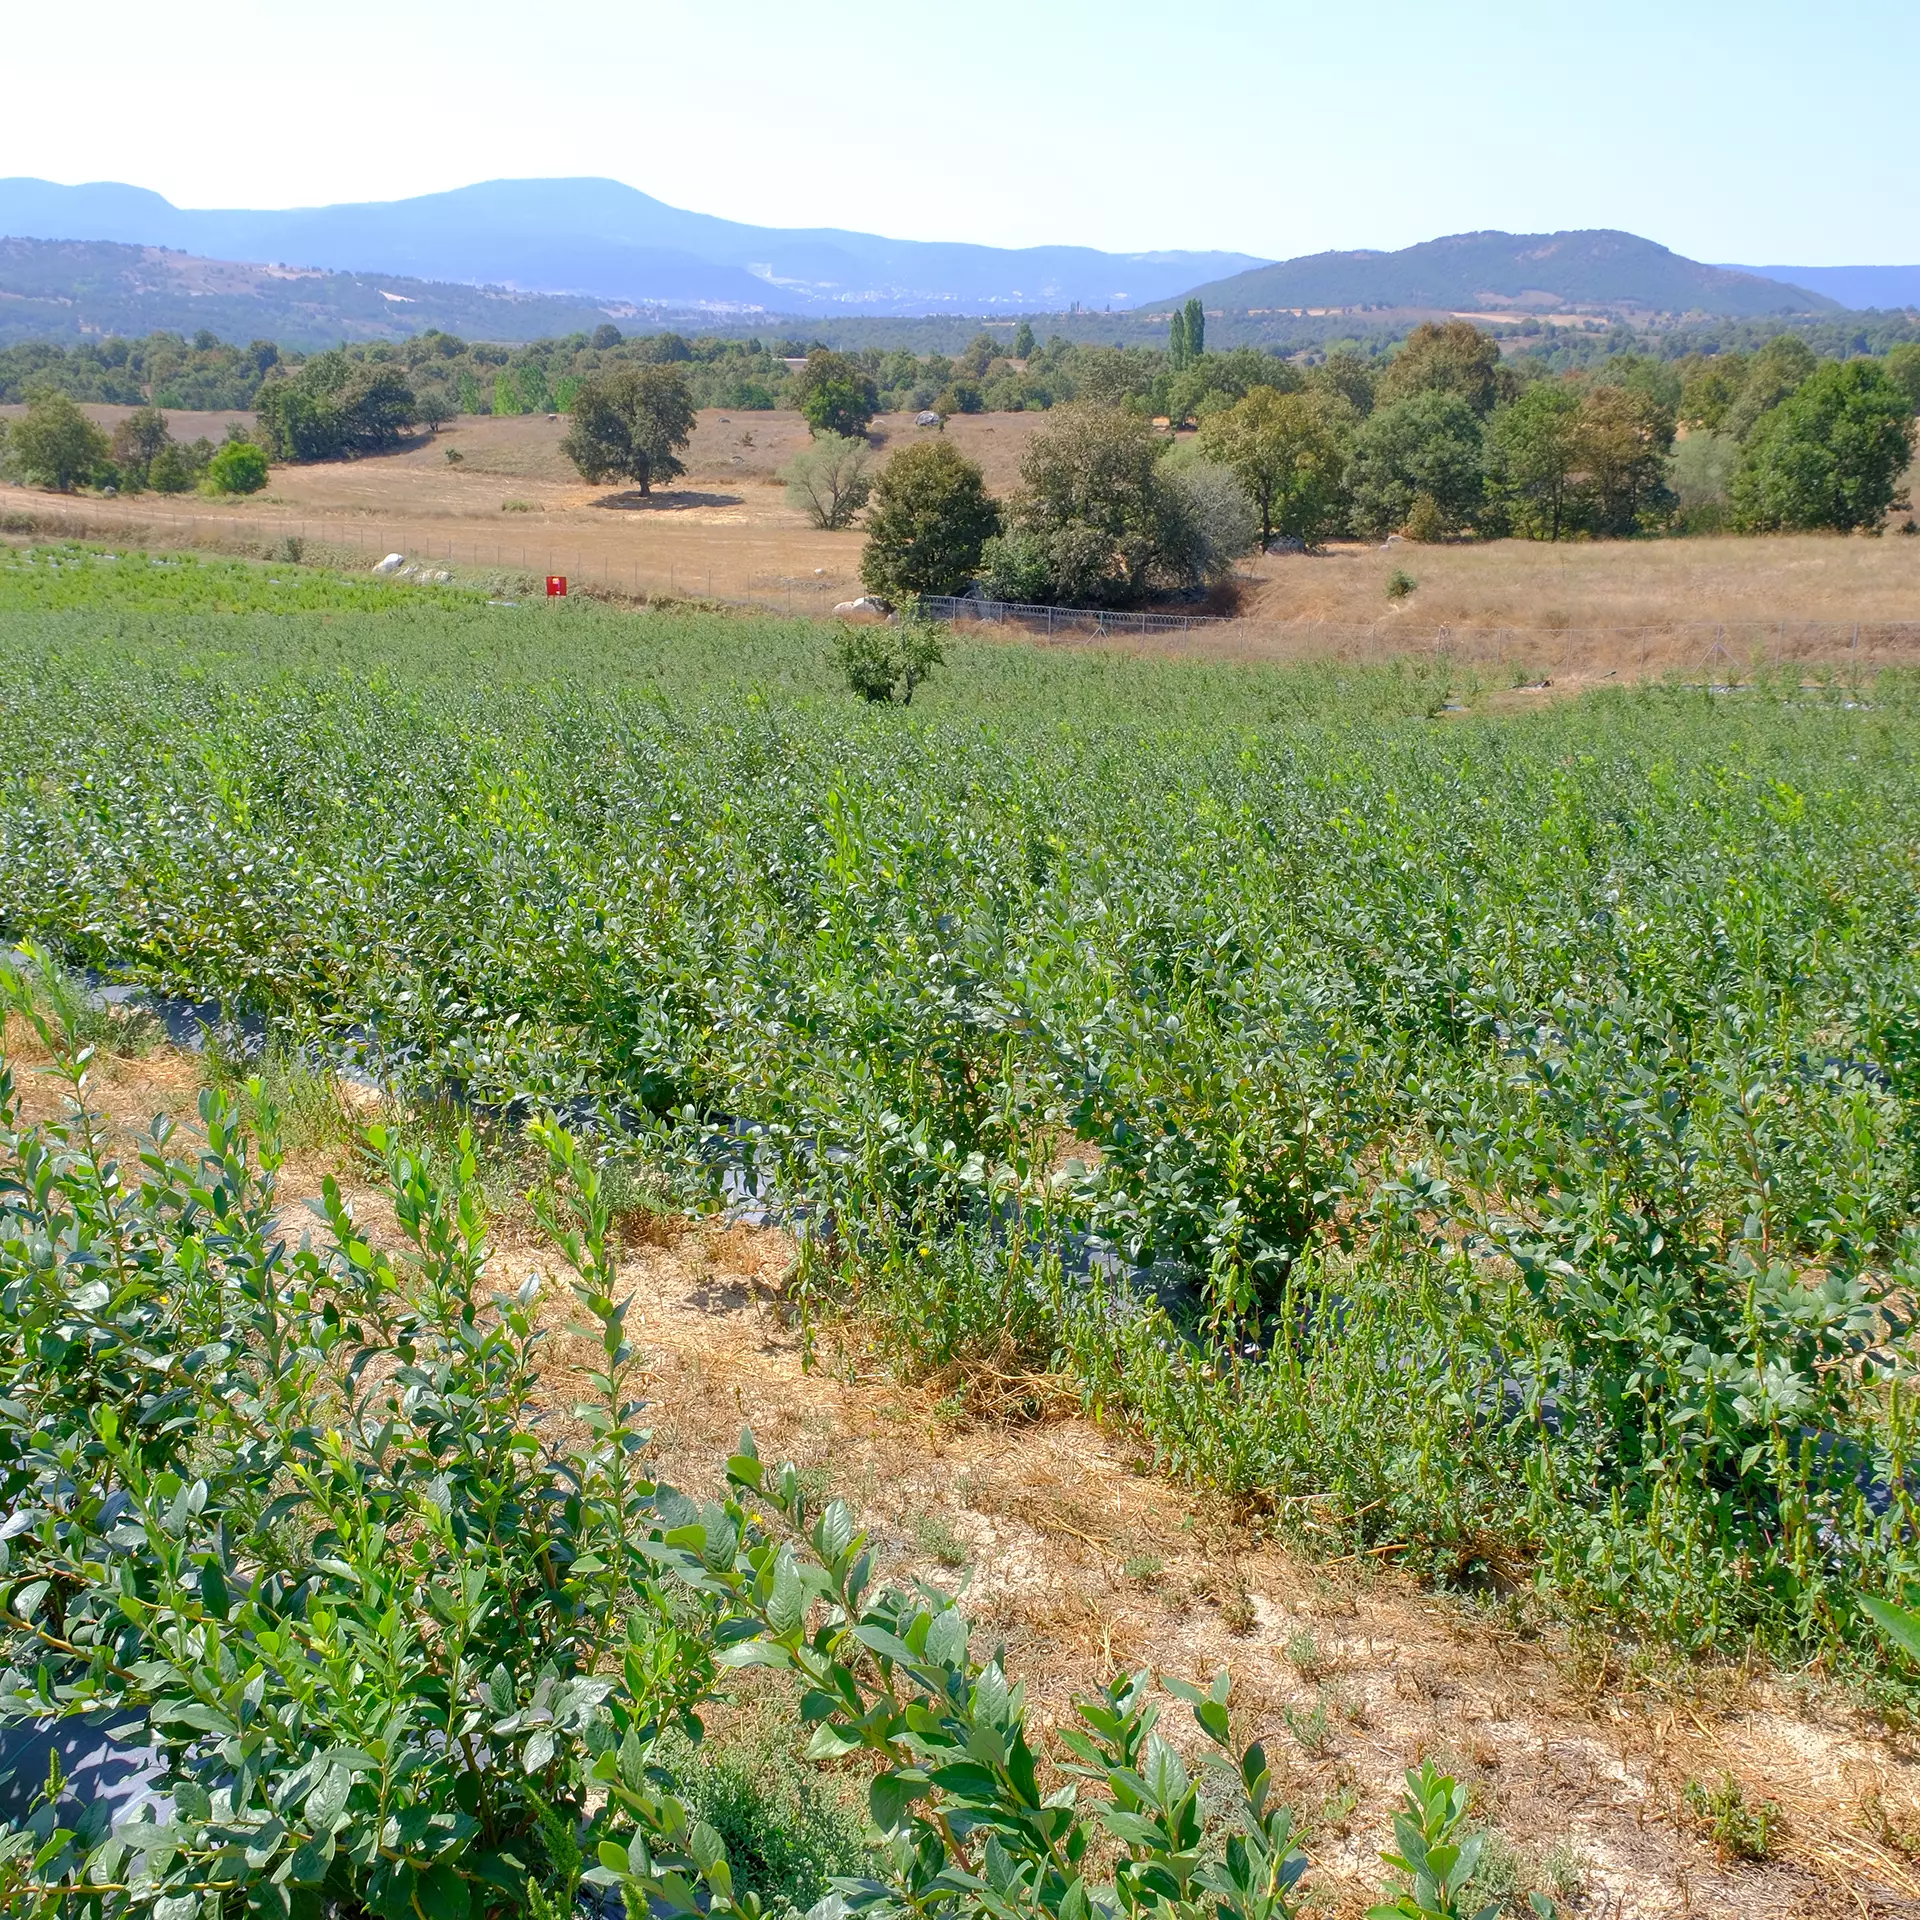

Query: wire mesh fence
[918,593,1228,636]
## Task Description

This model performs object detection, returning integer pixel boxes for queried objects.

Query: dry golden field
[4,405,1917,668]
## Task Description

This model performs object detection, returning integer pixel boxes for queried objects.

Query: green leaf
[925,1608,968,1670]
[869,1770,931,1834]
[714,1640,791,1670]
[1863,1594,1920,1666]
[287,1838,333,1884]
[805,1723,863,1760]
[199,1558,231,1618]
[416,1861,470,1920]
[689,1823,729,1877]
[852,1623,919,1667]
[1099,1809,1168,1848]
[766,1554,806,1637]
[928,1761,1002,1800]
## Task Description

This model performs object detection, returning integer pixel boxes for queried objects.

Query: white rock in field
[372,553,406,574]
[916,410,942,427]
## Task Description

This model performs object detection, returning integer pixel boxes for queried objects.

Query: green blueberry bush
[2,548,1918,1667]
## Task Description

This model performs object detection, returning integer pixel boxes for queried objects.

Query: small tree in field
[793,349,879,438]
[835,619,946,704]
[9,390,110,492]
[562,364,696,494]
[1348,391,1486,539]
[860,439,1002,599]
[781,432,873,528]
[203,440,270,495]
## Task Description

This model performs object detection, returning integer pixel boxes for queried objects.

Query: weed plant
[2,548,1918,1663]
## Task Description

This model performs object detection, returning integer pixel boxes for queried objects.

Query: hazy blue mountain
[1732,264,1920,311]
[1173,229,1838,318]
[0,177,1266,316]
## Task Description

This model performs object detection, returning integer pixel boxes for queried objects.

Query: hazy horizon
[3,0,1915,269]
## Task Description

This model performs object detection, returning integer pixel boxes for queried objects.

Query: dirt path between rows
[10,1033,1920,1918]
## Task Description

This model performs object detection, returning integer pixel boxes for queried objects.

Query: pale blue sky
[8,0,1913,264]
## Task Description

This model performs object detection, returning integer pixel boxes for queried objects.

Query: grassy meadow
[5,543,1919,1672]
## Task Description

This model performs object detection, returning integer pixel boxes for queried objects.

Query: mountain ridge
[1174,229,1842,318]
[0,236,649,349]
[0,177,1265,316]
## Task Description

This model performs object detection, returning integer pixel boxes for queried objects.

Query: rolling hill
[0,237,652,348]
[1173,229,1839,318]
[0,177,1265,317]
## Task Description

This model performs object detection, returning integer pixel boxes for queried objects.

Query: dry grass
[1235,528,1920,635]
[8,1035,1919,1919]
[12,406,1916,655]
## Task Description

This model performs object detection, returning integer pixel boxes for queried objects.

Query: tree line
[5,319,1914,568]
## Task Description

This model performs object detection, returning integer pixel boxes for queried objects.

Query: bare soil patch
[12,1032,1920,1919]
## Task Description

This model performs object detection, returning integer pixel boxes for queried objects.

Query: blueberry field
[6,544,1916,1646]
[3,544,1920,1914]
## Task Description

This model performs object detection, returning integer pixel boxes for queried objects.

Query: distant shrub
[203,439,270,495]
[107,406,174,489]
[982,403,1204,606]
[147,438,210,493]
[1668,427,1739,517]
[781,432,873,529]
[834,617,945,704]
[1168,458,1260,581]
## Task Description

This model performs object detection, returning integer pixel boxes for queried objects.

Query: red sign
[546,575,567,597]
